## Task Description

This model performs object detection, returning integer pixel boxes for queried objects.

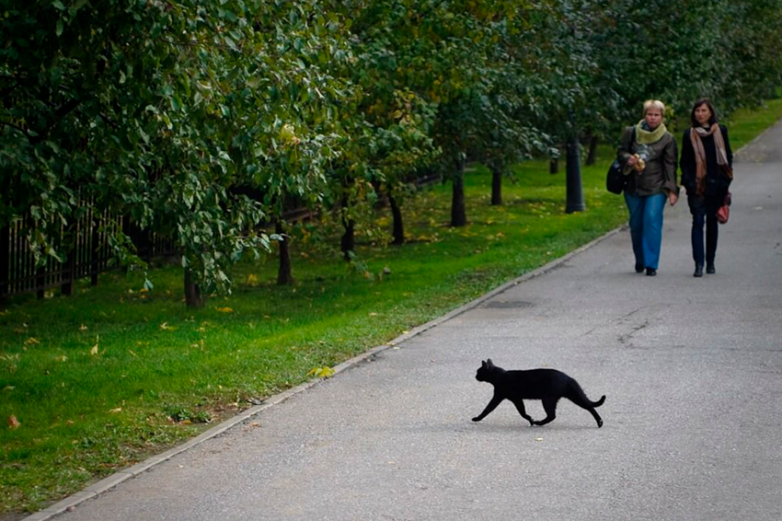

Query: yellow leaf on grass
[55,355,68,362]
[109,407,122,414]
[215,307,234,313]
[160,322,177,331]
[79,324,88,331]
[307,366,335,379]
[90,344,99,356]
[24,337,40,347]
[8,415,21,429]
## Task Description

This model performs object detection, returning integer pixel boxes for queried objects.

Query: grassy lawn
[2,99,781,516]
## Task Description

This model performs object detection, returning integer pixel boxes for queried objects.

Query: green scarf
[634,120,668,144]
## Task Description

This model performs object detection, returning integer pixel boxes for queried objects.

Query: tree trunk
[340,195,355,260]
[276,220,295,285]
[184,268,204,307]
[550,157,559,174]
[0,224,8,304]
[586,134,599,166]
[388,194,405,245]
[450,158,467,227]
[490,162,503,206]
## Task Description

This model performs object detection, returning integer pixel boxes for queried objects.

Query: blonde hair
[643,99,666,116]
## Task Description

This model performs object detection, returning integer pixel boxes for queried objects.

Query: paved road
[39,122,782,521]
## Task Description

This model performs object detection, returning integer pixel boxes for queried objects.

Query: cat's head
[475,359,496,382]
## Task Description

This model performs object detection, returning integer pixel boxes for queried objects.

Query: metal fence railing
[0,205,175,302]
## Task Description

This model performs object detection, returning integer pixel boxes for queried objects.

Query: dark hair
[690,98,718,127]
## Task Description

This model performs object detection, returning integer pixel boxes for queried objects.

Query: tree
[1,0,351,304]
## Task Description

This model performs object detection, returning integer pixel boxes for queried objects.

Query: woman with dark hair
[617,100,679,276]
[680,99,733,277]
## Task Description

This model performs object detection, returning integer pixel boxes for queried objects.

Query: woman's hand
[668,192,678,206]
[626,155,638,167]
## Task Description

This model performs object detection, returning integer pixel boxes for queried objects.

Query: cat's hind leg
[565,387,604,427]
[532,398,558,426]
[587,408,603,428]
[511,399,535,426]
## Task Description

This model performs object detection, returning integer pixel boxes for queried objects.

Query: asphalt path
[34,121,782,521]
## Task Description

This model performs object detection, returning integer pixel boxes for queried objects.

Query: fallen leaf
[307,366,335,379]
[128,350,137,357]
[109,407,122,414]
[90,344,99,356]
[79,324,88,331]
[215,307,234,313]
[55,355,68,362]
[159,322,177,331]
[24,337,40,346]
[535,437,544,442]
[8,415,21,429]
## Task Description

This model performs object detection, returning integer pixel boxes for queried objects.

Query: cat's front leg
[472,395,503,422]
[511,399,535,426]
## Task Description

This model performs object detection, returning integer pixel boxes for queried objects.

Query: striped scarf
[691,124,732,196]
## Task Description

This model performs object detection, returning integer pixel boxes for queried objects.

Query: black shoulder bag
[606,127,636,194]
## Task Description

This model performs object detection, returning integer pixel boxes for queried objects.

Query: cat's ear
[481,360,488,369]
[486,359,494,367]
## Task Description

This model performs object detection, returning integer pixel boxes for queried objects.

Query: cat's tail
[568,381,605,408]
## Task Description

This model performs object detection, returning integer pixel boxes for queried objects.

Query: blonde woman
[617,100,679,276]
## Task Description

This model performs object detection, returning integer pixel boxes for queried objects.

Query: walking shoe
[706,263,715,274]
[635,263,644,274]
[694,265,703,277]
[645,268,657,276]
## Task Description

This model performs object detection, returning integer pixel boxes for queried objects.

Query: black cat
[472,359,605,428]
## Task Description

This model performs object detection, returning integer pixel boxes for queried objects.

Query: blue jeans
[624,193,667,270]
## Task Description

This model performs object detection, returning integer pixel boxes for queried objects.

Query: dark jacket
[617,126,679,197]
[680,125,733,199]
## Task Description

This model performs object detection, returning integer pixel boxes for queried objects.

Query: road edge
[23,225,626,521]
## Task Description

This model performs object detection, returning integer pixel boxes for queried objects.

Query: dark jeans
[688,195,721,266]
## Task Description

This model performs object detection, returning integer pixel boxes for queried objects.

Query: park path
[30,120,782,521]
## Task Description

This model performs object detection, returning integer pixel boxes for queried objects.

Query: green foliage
[1,0,352,294]
[2,0,781,296]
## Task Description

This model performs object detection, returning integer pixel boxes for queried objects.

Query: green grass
[2,99,781,516]
[724,98,782,148]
